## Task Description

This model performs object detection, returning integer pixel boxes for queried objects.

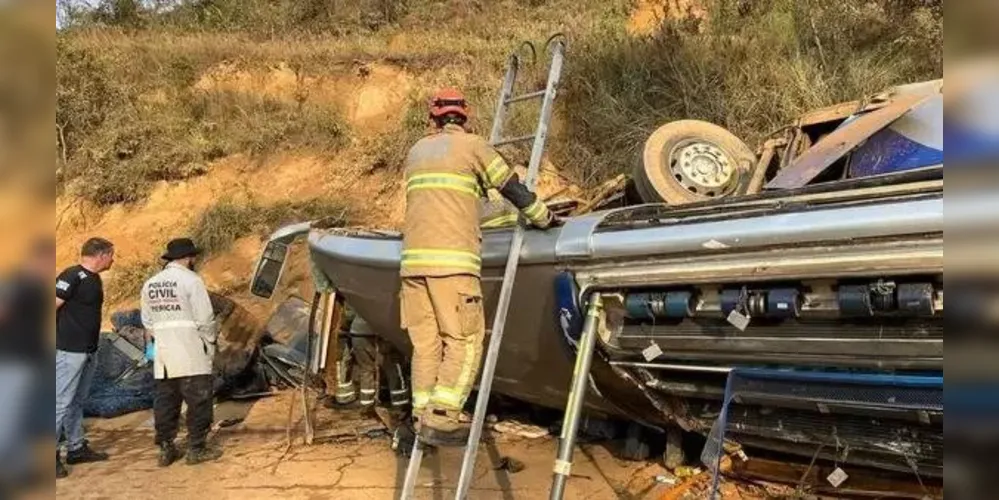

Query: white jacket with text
[140,262,217,379]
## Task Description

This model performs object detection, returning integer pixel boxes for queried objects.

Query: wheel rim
[667,140,737,198]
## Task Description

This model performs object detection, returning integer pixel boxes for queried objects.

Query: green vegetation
[57,0,941,201]
[190,198,353,255]
[61,0,414,35]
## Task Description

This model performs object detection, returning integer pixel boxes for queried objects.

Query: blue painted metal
[554,271,584,346]
[850,92,943,177]
[766,288,801,318]
[734,368,944,388]
[702,367,944,498]
[767,92,934,189]
[624,291,694,320]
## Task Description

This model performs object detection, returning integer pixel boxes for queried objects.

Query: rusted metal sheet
[744,139,781,195]
[766,92,934,190]
[796,99,864,127]
[573,174,628,215]
[795,97,893,128]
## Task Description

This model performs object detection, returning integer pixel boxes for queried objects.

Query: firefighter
[326,313,411,412]
[352,317,412,411]
[400,87,558,446]
[328,306,358,406]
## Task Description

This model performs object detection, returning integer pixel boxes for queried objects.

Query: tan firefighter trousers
[400,275,485,415]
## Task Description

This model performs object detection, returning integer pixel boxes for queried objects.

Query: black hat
[161,238,202,261]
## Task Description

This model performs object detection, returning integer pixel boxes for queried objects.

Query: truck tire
[634,120,756,205]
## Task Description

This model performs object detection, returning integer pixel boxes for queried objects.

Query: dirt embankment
[56,58,574,323]
[628,0,707,35]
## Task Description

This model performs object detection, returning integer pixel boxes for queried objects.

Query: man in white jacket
[141,238,221,467]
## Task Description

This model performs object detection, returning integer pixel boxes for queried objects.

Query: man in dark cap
[140,238,221,466]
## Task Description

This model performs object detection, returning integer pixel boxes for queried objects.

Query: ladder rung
[505,90,547,104]
[493,134,536,147]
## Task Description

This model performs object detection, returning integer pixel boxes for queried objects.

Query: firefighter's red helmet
[429,87,469,119]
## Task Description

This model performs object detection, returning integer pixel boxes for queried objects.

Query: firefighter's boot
[418,408,470,447]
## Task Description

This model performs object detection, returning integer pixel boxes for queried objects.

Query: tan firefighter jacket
[401,124,551,277]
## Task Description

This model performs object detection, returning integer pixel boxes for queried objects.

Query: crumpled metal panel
[849,90,943,177]
[766,91,935,190]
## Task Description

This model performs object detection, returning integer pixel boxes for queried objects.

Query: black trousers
[154,375,214,449]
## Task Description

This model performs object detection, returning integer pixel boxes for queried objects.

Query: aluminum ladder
[399,34,567,500]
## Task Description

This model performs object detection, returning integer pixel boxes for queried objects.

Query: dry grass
[57,32,351,206]
[190,198,354,256]
[105,259,163,305]
[550,0,943,186]
[103,198,352,305]
[57,0,941,200]
[56,0,632,202]
[367,92,431,172]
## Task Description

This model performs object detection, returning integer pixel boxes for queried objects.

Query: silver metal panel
[585,197,942,261]
[309,225,560,268]
[480,228,559,265]
[267,221,313,244]
[310,187,974,271]
[574,238,942,288]
[553,208,620,258]
[611,361,733,374]
[308,231,403,269]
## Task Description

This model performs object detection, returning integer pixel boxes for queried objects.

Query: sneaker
[65,442,109,465]
[157,441,183,467]
[418,408,470,447]
[186,446,223,465]
[56,453,68,479]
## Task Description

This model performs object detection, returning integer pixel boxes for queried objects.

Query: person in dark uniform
[55,237,115,478]
[327,314,411,412]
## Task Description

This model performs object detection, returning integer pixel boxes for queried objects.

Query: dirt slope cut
[195,62,416,136]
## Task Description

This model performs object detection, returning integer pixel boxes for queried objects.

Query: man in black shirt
[55,237,115,478]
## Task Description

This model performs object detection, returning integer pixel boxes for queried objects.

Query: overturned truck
[250,81,946,479]
[252,169,943,477]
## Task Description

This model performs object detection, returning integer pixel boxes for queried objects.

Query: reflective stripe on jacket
[480,198,519,228]
[140,262,217,379]
[401,124,515,277]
